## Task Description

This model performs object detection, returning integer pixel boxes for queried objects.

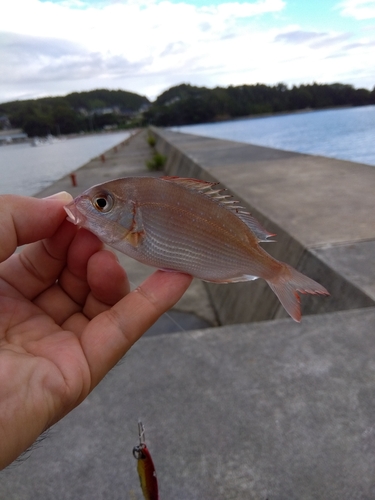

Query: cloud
[274,30,352,48]
[0,0,286,101]
[0,32,81,85]
[337,0,375,19]
[275,30,327,44]
[0,32,81,59]
[0,0,374,103]
[160,41,191,59]
[0,31,151,87]
[343,38,375,49]
[311,33,353,48]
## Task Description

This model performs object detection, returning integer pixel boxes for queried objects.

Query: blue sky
[1,0,374,103]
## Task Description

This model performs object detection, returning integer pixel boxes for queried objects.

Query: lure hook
[132,420,159,500]
[132,420,146,460]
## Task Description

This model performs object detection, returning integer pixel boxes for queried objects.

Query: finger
[83,250,130,319]
[32,230,109,323]
[34,250,129,327]
[0,219,77,300]
[0,193,73,263]
[58,229,103,305]
[66,229,104,282]
[81,270,193,388]
[33,283,83,327]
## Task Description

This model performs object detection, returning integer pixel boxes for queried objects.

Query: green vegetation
[1,82,374,136]
[147,133,156,147]
[146,152,167,171]
[145,130,165,170]
[0,89,149,137]
[143,82,375,127]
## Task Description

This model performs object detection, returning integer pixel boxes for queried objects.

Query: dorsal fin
[233,210,275,242]
[161,176,217,191]
[161,176,275,242]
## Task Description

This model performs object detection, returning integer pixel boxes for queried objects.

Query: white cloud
[0,0,286,100]
[0,0,374,102]
[337,0,375,19]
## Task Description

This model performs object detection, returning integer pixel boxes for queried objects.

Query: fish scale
[65,176,329,321]
[139,207,254,278]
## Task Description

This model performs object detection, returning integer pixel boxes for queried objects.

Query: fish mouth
[64,200,86,226]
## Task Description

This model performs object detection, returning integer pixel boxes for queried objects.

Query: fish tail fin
[266,263,329,322]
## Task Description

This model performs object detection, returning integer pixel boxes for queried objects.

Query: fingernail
[43,191,73,203]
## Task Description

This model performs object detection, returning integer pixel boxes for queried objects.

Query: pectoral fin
[125,231,144,247]
[123,202,145,247]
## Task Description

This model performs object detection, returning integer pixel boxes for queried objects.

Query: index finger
[0,192,73,263]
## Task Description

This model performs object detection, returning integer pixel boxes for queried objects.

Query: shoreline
[0,127,137,147]
[175,104,364,127]
[172,104,375,167]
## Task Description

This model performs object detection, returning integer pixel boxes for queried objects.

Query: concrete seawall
[151,126,375,324]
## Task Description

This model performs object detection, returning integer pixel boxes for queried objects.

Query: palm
[0,196,192,469]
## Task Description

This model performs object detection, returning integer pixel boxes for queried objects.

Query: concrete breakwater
[151,126,375,324]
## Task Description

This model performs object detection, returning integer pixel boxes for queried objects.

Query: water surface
[0,131,131,196]
[173,106,375,167]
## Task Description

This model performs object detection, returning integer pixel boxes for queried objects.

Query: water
[173,105,375,167]
[2,107,374,198]
[0,131,131,196]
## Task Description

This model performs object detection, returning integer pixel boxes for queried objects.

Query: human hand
[0,192,192,469]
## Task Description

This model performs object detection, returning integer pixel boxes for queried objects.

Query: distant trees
[0,89,149,137]
[0,83,374,136]
[144,82,375,127]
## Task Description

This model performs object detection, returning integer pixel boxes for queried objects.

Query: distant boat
[31,137,44,147]
[0,129,28,145]
[30,135,63,147]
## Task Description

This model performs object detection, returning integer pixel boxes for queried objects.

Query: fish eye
[93,193,114,213]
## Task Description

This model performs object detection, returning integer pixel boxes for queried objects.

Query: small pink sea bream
[65,176,329,322]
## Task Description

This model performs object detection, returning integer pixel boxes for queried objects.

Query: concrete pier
[153,127,375,323]
[1,128,375,499]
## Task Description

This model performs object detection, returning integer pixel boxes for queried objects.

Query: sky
[1,0,375,104]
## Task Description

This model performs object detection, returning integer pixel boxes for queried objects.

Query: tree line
[144,82,375,126]
[0,89,149,137]
[1,82,374,136]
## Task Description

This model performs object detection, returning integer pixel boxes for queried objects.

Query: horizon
[1,80,373,107]
[1,0,375,103]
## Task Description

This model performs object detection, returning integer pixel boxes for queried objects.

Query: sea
[0,131,132,196]
[172,105,375,168]
[1,106,374,198]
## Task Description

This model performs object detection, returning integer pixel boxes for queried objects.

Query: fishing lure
[133,421,159,500]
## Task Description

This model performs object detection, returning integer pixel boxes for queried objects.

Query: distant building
[164,96,181,106]
[0,128,28,145]
[0,115,11,130]
[103,124,118,131]
[90,106,121,116]
[138,103,151,113]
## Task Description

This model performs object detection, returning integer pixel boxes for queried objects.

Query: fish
[64,176,329,322]
[133,421,159,500]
